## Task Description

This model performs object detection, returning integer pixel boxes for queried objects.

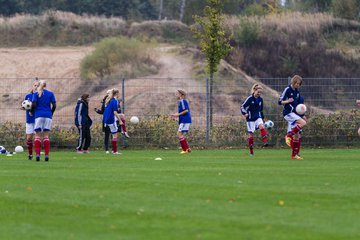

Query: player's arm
[278,89,293,105]
[260,99,265,120]
[51,102,56,115]
[240,98,250,118]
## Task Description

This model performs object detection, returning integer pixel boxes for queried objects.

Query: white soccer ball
[130,116,139,124]
[22,100,32,110]
[296,104,307,115]
[15,146,24,153]
[264,120,274,129]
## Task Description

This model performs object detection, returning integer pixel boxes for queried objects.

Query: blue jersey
[32,89,56,119]
[24,92,35,123]
[178,99,192,124]
[278,85,301,116]
[240,95,264,121]
[103,98,118,124]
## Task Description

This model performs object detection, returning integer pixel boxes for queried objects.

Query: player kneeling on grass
[241,84,268,156]
[31,80,56,162]
[171,90,192,154]
[103,89,122,154]
[278,75,306,160]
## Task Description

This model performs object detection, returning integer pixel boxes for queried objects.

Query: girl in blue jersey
[103,89,123,154]
[241,84,268,156]
[171,90,192,154]
[23,79,39,160]
[31,80,56,161]
[278,75,307,160]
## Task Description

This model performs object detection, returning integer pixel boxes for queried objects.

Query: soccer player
[31,80,56,161]
[278,75,307,160]
[75,94,92,153]
[240,83,268,156]
[171,89,192,154]
[95,89,129,153]
[287,95,306,157]
[23,79,39,160]
[103,88,122,154]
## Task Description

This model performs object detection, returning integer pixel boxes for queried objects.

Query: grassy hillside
[226,12,360,78]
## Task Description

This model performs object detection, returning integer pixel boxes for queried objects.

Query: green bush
[233,19,261,48]
[80,37,159,79]
[1,111,359,150]
[332,0,360,20]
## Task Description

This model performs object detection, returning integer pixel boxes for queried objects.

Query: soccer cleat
[83,150,89,154]
[112,151,122,155]
[285,135,292,147]
[263,142,269,147]
[76,150,83,154]
[45,156,49,162]
[123,132,130,138]
[36,156,40,161]
[250,154,254,157]
[180,150,190,154]
[28,155,33,160]
[292,155,303,160]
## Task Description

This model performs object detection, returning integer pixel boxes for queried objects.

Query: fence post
[206,78,210,145]
[288,76,291,85]
[122,78,125,114]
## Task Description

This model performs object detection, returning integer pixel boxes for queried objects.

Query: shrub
[1,111,359,150]
[233,18,262,48]
[80,37,159,79]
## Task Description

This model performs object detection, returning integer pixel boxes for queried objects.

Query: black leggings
[76,125,91,151]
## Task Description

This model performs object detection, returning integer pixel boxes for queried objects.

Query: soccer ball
[15,146,24,153]
[22,100,32,110]
[264,120,274,129]
[130,116,139,124]
[296,104,307,115]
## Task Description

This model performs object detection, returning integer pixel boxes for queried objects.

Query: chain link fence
[0,77,359,149]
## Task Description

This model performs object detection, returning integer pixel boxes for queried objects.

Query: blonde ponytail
[38,80,46,97]
[105,88,119,106]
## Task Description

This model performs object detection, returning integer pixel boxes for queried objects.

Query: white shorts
[105,123,118,134]
[178,123,191,133]
[26,123,35,134]
[284,112,301,126]
[34,117,52,132]
[246,118,264,133]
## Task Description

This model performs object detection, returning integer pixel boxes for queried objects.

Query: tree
[179,0,186,22]
[191,0,232,135]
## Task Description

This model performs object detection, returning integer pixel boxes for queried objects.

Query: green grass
[1,149,360,240]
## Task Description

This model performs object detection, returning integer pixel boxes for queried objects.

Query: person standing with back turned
[31,80,56,161]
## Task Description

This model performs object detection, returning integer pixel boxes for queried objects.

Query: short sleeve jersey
[32,89,56,119]
[103,98,119,124]
[178,99,192,124]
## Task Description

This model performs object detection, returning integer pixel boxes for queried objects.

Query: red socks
[112,138,117,153]
[121,119,127,132]
[179,137,189,151]
[260,129,267,143]
[43,137,50,157]
[288,125,302,137]
[248,137,254,155]
[34,137,41,156]
[292,139,300,157]
[27,139,33,156]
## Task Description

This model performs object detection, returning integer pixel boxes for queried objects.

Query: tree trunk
[209,72,213,129]
[179,0,186,22]
[159,0,163,20]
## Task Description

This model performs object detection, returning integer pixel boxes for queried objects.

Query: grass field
[1,149,360,240]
